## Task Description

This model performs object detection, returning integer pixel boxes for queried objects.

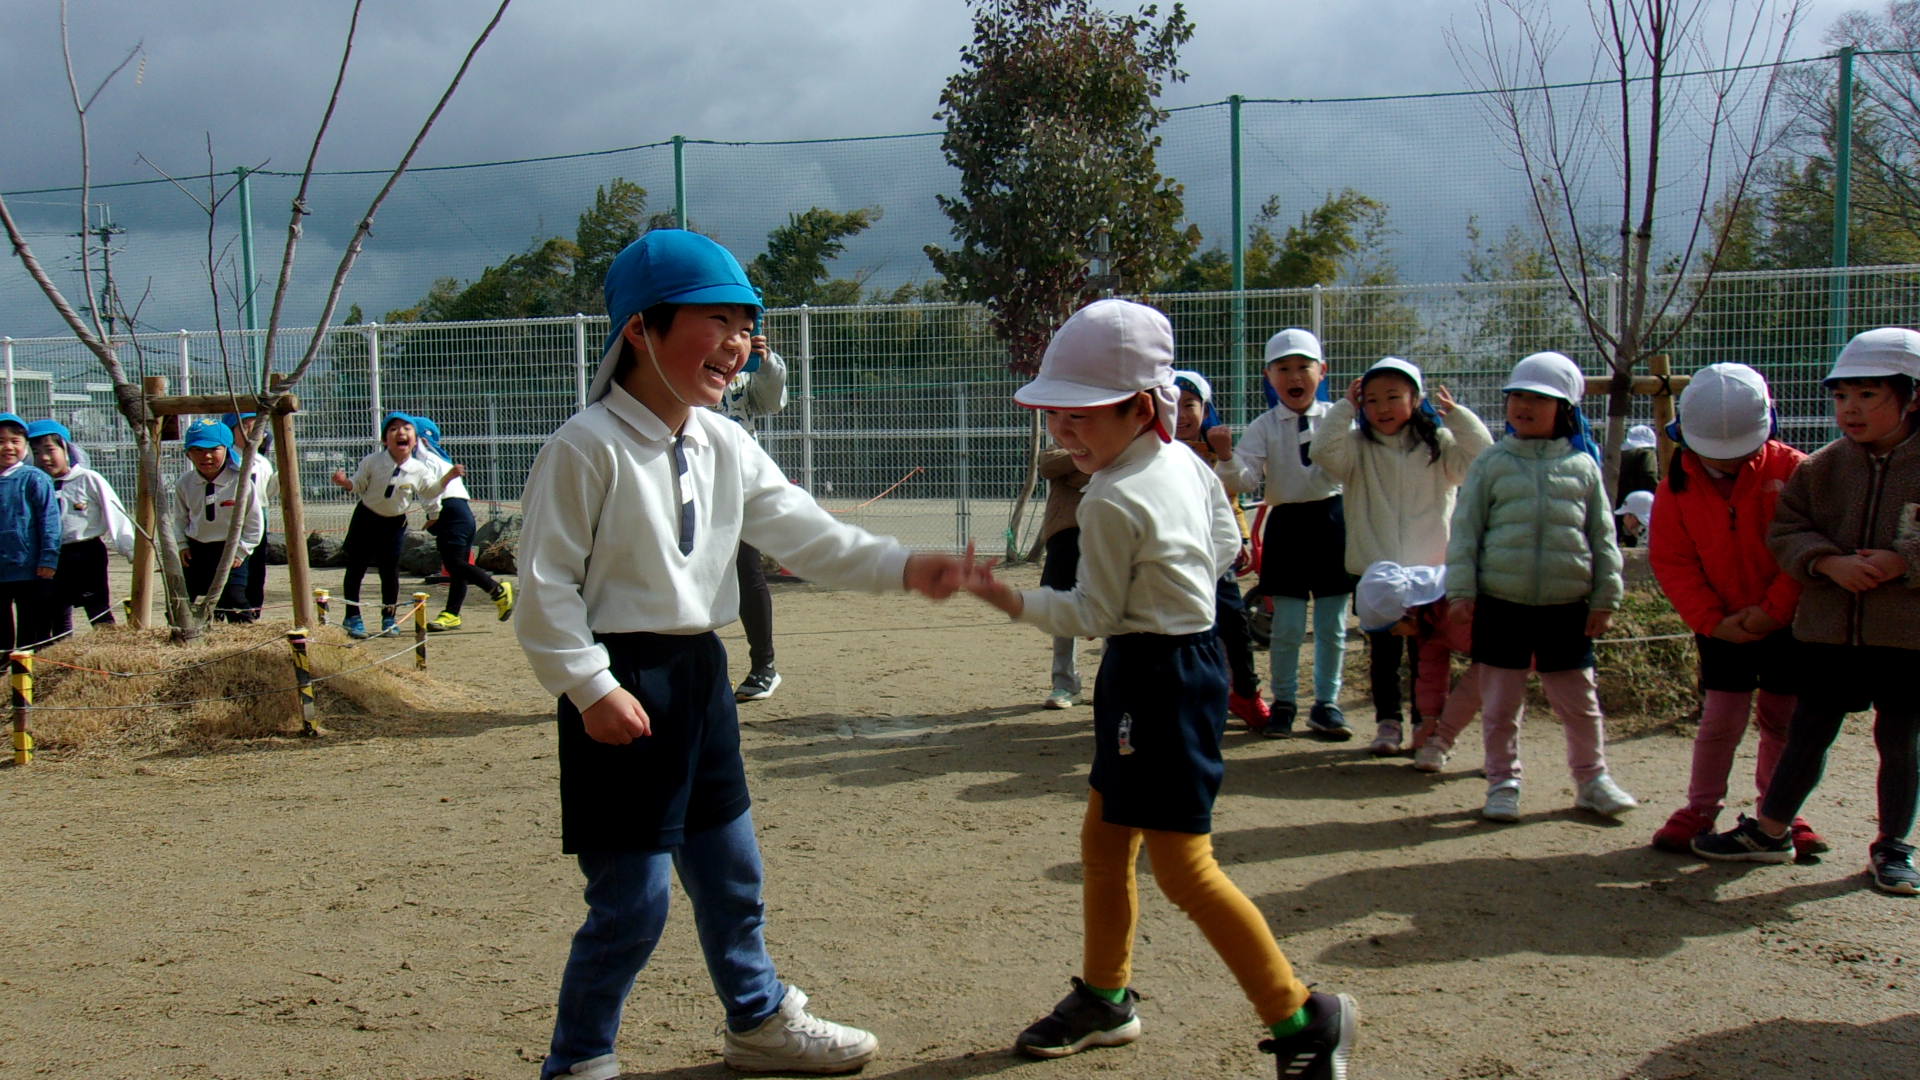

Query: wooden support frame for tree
[1581,355,1688,479]
[127,375,314,632]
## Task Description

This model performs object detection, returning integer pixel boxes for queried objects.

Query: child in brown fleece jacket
[1692,327,1920,896]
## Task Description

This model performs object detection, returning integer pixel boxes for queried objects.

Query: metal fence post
[486,394,500,503]
[672,135,688,229]
[1829,44,1856,352]
[2,336,13,413]
[955,382,971,553]
[177,329,192,397]
[798,305,815,495]
[367,322,384,441]
[1607,274,1622,343]
[573,312,589,412]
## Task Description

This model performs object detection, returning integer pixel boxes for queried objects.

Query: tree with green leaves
[749,206,880,307]
[927,0,1198,373]
[926,0,1197,551]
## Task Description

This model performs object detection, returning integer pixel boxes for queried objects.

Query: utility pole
[75,202,127,336]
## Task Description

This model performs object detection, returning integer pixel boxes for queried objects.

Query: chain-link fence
[7,262,1916,554]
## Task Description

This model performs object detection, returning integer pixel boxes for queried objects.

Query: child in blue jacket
[0,413,61,653]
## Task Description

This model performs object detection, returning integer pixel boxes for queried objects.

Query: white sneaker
[1574,773,1639,818]
[554,1055,620,1080]
[1483,780,1522,822]
[1044,689,1076,710]
[1368,721,1403,756]
[722,984,877,1075]
[1413,742,1450,773]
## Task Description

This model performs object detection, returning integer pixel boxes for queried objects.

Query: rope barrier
[826,467,925,513]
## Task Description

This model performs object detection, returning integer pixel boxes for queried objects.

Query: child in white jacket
[1313,357,1492,754]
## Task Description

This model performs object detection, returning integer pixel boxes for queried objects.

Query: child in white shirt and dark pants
[515,230,963,1080]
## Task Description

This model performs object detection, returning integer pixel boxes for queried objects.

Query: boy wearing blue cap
[0,412,61,653]
[329,413,459,638]
[516,229,965,1080]
[223,412,275,621]
[29,419,133,639]
[175,420,267,623]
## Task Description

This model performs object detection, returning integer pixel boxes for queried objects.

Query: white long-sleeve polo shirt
[52,466,135,558]
[173,463,265,555]
[344,449,452,518]
[1017,434,1240,639]
[515,384,909,711]
[415,446,471,503]
[1213,400,1342,505]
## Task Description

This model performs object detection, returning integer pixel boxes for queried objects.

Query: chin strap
[640,324,694,408]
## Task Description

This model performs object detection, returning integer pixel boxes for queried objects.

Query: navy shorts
[1090,631,1229,834]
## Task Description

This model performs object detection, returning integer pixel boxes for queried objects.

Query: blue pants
[543,809,784,1078]
[1268,594,1346,706]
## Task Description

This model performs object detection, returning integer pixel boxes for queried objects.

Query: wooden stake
[413,592,429,670]
[9,650,33,766]
[1648,354,1677,481]
[271,390,315,630]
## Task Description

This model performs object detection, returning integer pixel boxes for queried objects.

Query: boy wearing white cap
[1695,328,1920,895]
[965,299,1357,1080]
[1206,328,1355,740]
[1642,364,1815,857]
[515,229,965,1079]
[1445,351,1636,823]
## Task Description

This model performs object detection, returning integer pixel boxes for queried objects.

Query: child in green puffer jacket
[1445,351,1637,824]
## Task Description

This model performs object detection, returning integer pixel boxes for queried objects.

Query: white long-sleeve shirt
[52,466,135,558]
[1213,400,1342,505]
[343,449,453,518]
[173,463,265,555]
[515,384,910,711]
[415,445,471,502]
[1017,434,1240,639]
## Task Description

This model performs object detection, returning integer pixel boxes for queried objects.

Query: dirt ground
[3,563,1916,1080]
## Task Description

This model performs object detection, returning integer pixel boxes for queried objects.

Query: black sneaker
[1692,814,1793,863]
[1262,701,1298,740]
[1260,991,1356,1080]
[1014,977,1141,1059]
[1305,702,1352,742]
[735,668,782,702]
[1869,838,1920,896]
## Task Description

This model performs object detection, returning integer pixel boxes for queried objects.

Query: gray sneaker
[1869,838,1920,896]
[722,985,877,1074]
[1482,780,1522,823]
[1015,977,1141,1059]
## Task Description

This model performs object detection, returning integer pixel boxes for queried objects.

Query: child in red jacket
[1647,364,1822,857]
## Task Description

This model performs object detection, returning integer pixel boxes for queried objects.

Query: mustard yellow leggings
[1081,790,1310,1025]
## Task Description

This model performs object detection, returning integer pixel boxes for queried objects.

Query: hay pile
[21,622,482,757]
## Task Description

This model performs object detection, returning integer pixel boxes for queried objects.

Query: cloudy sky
[0,0,1868,337]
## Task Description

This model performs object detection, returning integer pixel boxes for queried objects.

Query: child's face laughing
[625,304,756,422]
[1266,355,1322,414]
[1045,396,1153,475]
[1174,389,1207,441]
[384,421,417,461]
[0,428,26,470]
[31,435,71,477]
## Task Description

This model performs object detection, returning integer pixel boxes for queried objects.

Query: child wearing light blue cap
[328,412,458,638]
[28,419,133,639]
[515,229,966,1080]
[174,419,265,623]
[0,412,61,653]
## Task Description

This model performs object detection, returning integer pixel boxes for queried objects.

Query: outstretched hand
[904,551,966,600]
[955,543,1023,617]
[1431,384,1456,415]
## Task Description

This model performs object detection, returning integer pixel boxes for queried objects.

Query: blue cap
[590,229,762,402]
[0,412,26,433]
[220,412,258,427]
[184,420,234,450]
[25,419,71,444]
[382,411,416,433]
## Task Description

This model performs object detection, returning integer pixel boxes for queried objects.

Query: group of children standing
[1,413,135,654]
[504,226,1918,1080]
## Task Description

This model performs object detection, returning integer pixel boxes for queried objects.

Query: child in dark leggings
[330,413,456,639]
[1694,328,1920,896]
[410,414,514,632]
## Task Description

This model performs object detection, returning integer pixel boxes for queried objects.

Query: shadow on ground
[1625,1013,1920,1079]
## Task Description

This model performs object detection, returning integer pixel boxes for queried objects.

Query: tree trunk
[1603,366,1633,504]
[1004,409,1043,563]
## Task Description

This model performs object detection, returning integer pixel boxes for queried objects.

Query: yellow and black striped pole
[10,650,34,765]
[314,588,331,627]
[412,592,429,670]
[286,629,317,737]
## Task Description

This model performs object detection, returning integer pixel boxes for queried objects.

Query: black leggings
[1213,574,1258,698]
[735,542,774,672]
[1759,644,1920,841]
[428,499,498,616]
[1366,629,1423,723]
[343,504,407,617]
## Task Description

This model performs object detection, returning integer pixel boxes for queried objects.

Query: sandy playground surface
[3,562,1917,1080]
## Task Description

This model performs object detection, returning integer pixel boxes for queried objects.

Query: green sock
[1268,1005,1311,1039]
[1084,983,1127,1004]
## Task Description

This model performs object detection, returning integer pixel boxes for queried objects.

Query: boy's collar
[604,382,711,447]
